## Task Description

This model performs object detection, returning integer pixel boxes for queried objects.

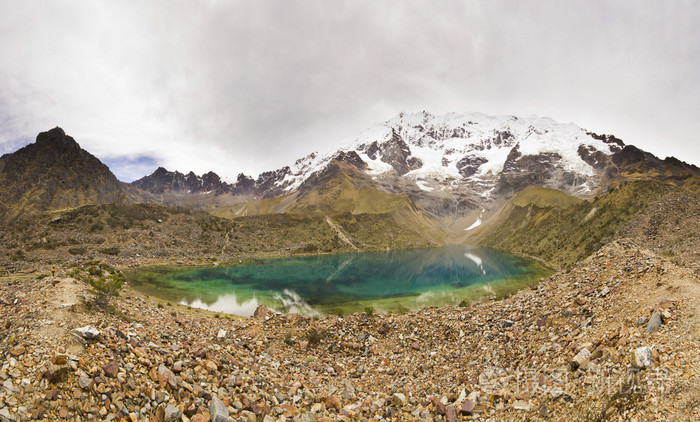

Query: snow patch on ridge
[465,209,485,231]
[415,180,434,192]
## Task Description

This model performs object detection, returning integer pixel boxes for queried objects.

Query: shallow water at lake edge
[126,245,552,316]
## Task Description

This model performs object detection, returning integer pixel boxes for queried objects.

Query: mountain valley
[1,112,699,421]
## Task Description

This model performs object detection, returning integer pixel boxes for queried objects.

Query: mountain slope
[467,180,691,268]
[211,159,447,243]
[0,128,142,222]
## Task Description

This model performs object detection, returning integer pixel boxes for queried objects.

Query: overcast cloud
[1,1,698,181]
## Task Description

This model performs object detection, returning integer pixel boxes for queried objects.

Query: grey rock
[209,395,229,422]
[635,316,648,327]
[0,407,17,422]
[2,380,19,394]
[645,312,662,334]
[75,325,101,339]
[158,364,178,389]
[163,404,182,421]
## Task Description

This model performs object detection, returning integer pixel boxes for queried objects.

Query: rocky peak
[30,127,85,162]
[231,173,256,195]
[0,127,127,221]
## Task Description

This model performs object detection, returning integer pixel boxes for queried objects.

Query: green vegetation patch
[70,260,125,312]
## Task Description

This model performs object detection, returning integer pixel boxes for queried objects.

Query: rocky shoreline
[1,240,699,421]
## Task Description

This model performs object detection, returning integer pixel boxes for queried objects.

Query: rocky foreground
[1,240,699,422]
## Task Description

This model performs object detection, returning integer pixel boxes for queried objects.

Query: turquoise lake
[128,245,551,316]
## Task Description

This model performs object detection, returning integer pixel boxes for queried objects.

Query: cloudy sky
[1,1,698,181]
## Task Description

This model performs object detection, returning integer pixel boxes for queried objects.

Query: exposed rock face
[496,145,564,195]
[357,129,423,175]
[334,151,367,170]
[255,167,291,198]
[456,155,488,178]
[577,144,610,170]
[0,127,131,222]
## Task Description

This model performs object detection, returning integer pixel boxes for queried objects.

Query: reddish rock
[446,405,457,422]
[436,401,447,415]
[460,400,475,415]
[280,404,299,417]
[45,363,68,383]
[102,360,119,378]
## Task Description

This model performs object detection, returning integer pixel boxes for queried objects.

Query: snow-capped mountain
[277,111,623,193]
[257,111,625,214]
[133,111,628,216]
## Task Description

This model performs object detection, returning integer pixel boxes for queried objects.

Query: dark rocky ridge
[131,167,231,195]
